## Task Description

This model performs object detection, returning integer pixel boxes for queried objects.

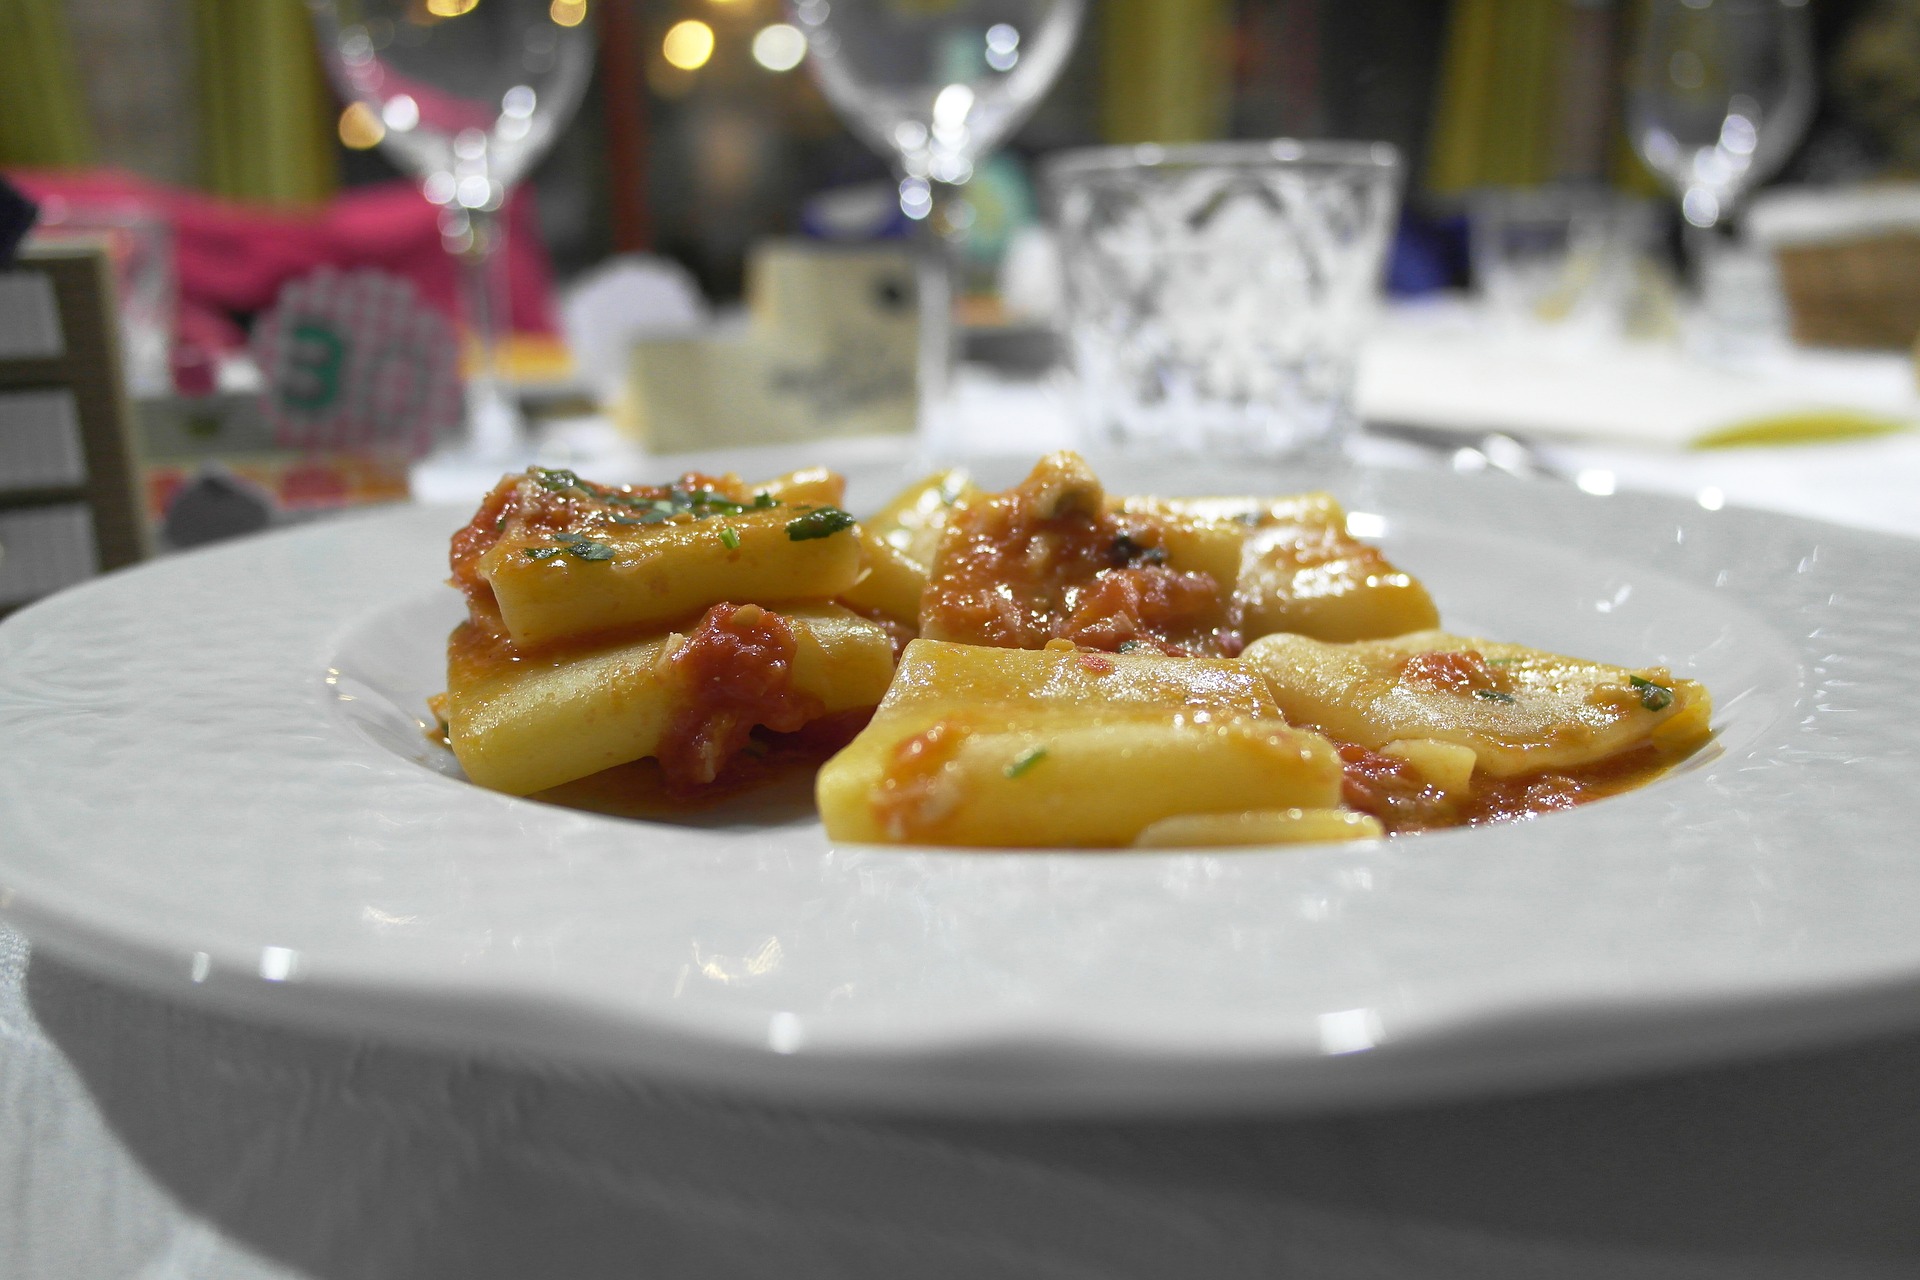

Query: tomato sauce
[1337,743,1453,833]
[1399,649,1500,695]
[870,717,969,842]
[921,464,1233,655]
[1335,740,1681,835]
[1455,743,1671,826]
[655,602,823,794]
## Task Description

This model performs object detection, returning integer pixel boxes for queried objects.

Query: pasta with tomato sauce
[439,452,1711,845]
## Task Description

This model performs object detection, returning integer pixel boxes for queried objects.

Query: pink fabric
[9,169,560,352]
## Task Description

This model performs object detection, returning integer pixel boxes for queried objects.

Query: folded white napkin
[1746,183,1920,247]
[560,255,709,400]
[1355,301,1919,449]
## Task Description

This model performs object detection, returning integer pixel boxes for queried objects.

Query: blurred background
[6,0,1920,595]
[4,0,1899,342]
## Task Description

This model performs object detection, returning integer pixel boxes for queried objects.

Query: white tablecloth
[13,364,1920,1278]
[7,914,1920,1279]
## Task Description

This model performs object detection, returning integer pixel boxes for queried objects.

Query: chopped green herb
[753,491,777,508]
[532,467,582,492]
[674,485,747,515]
[786,506,857,541]
[544,533,615,561]
[1004,746,1048,778]
[1629,675,1674,711]
[1473,688,1516,704]
[719,524,741,550]
[1117,639,1146,653]
[524,546,564,561]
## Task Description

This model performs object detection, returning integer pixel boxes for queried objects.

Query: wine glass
[307,0,594,461]
[1629,0,1815,231]
[787,0,1086,454]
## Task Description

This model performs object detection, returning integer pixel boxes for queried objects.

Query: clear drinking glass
[1047,141,1402,458]
[307,0,594,460]
[787,0,1085,452]
[1628,0,1814,233]
[28,206,176,396]
[1469,187,1653,343]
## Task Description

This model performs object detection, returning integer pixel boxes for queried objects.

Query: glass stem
[445,202,520,460]
[909,178,970,459]
[1681,217,1722,289]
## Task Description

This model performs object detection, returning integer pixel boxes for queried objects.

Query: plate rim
[2,450,1916,1114]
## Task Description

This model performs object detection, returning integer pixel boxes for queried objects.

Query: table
[9,373,1920,1278]
[7,916,1920,1278]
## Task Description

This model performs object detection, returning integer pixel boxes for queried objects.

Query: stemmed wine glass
[787,0,1086,454]
[307,0,594,460]
[1627,0,1814,244]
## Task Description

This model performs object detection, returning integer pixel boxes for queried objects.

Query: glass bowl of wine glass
[307,0,595,460]
[788,0,1086,454]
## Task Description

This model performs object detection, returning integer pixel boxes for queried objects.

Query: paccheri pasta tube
[441,454,1712,844]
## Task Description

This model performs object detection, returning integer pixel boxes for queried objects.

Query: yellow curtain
[195,0,340,205]
[1100,0,1234,145]
[1611,0,1664,196]
[1426,0,1569,195]
[0,0,95,168]
[1428,0,1665,197]
[1611,125,1665,197]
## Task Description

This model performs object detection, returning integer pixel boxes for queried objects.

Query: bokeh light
[662,19,716,71]
[337,102,386,150]
[381,93,421,132]
[751,24,806,72]
[550,0,587,27]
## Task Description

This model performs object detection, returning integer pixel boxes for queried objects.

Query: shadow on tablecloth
[24,949,1920,1280]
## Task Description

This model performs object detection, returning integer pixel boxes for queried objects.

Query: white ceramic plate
[2,444,1916,1115]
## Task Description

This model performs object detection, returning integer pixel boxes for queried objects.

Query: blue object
[800,183,912,242]
[1386,211,1469,296]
